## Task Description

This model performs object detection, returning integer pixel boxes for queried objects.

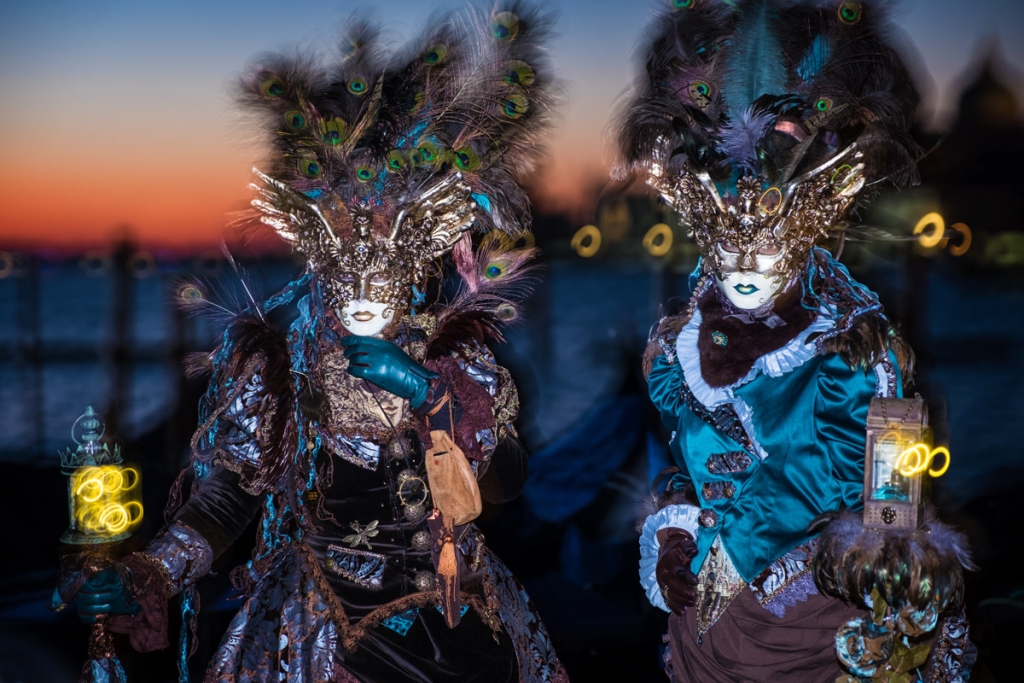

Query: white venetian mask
[337,299,394,337]
[714,241,787,310]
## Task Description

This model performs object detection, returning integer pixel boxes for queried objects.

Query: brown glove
[656,528,699,615]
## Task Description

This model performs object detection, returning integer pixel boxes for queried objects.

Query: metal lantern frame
[862,397,928,530]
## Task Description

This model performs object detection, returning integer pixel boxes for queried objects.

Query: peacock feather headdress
[616,0,921,279]
[241,2,554,316]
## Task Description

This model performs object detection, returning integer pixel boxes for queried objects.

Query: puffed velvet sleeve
[648,354,685,432]
[814,353,878,510]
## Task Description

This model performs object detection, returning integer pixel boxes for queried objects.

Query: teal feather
[796,34,831,82]
[720,0,788,114]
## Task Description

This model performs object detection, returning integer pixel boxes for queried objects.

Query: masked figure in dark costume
[59,4,569,682]
[617,1,974,681]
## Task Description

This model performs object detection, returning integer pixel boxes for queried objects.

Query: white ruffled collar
[674,305,836,460]
[676,306,835,407]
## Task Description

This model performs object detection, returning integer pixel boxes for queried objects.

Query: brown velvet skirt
[665,587,861,683]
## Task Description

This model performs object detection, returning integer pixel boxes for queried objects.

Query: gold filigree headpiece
[649,144,866,279]
[251,170,476,312]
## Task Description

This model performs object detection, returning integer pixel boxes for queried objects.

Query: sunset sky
[2,0,1023,250]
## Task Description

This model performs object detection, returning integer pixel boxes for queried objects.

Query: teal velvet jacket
[648,306,898,583]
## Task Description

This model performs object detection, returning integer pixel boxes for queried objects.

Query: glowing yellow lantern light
[896,444,950,478]
[70,465,143,539]
[643,223,674,257]
[913,212,945,249]
[571,225,602,258]
[60,407,143,544]
[863,397,927,530]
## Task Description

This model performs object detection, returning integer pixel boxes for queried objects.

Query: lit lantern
[863,397,931,530]
[59,406,142,544]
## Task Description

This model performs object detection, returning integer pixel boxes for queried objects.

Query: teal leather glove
[76,566,140,624]
[339,336,438,409]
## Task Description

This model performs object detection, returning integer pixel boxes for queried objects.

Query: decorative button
[881,506,897,525]
[386,437,411,461]
[410,530,431,552]
[403,504,428,524]
[413,570,436,592]
[698,509,718,528]
[711,331,728,347]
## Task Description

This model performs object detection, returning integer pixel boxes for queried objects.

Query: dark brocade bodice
[305,433,440,619]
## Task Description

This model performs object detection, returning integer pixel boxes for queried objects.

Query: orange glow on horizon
[1,150,605,250]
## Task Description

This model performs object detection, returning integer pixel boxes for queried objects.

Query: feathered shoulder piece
[237,2,555,313]
[616,0,921,280]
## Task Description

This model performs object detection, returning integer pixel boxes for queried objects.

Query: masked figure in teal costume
[54,4,570,683]
[617,1,974,681]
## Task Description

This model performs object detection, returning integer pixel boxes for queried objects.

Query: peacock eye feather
[321,118,347,146]
[386,149,407,171]
[454,146,482,172]
[673,0,696,9]
[492,12,520,42]
[505,61,536,87]
[348,77,368,95]
[283,110,306,131]
[298,155,322,179]
[180,285,202,303]
[355,165,376,182]
[413,140,441,167]
[815,97,833,112]
[838,2,862,25]
[502,93,529,119]
[484,261,507,279]
[424,44,448,65]
[689,81,712,109]
[260,76,285,98]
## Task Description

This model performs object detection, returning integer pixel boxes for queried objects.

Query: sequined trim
[748,541,817,617]
[679,381,757,455]
[874,352,899,399]
[705,451,752,474]
[695,537,746,635]
[324,545,386,591]
[143,522,213,595]
[701,481,736,501]
[658,335,678,364]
